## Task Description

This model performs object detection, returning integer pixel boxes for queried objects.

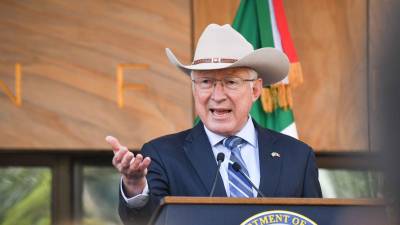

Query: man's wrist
[120,177,150,208]
[122,176,147,197]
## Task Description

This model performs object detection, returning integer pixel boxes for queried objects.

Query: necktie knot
[223,136,246,151]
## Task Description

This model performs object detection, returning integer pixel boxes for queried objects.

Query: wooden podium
[148,197,387,225]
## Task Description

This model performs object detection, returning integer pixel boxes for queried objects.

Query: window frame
[0,149,382,225]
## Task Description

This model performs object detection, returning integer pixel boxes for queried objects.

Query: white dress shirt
[204,116,260,197]
[121,116,260,208]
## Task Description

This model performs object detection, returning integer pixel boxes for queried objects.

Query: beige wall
[0,0,192,149]
[284,0,368,151]
[0,0,372,152]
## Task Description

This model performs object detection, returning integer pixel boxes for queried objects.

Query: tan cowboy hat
[165,24,289,86]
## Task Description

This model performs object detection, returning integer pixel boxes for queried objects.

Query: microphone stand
[209,153,225,197]
[232,162,265,198]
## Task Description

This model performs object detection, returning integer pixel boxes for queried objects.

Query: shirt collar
[203,116,257,147]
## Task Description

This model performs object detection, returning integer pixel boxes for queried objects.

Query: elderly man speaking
[106,24,322,225]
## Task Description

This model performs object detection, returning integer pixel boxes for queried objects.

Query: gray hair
[247,68,258,79]
[247,69,258,88]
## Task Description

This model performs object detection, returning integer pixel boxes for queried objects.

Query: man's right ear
[252,78,263,101]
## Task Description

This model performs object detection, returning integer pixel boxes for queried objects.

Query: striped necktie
[223,136,254,198]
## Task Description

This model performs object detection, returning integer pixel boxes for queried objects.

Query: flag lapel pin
[271,152,281,158]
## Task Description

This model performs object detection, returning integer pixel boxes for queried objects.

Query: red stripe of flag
[273,0,298,63]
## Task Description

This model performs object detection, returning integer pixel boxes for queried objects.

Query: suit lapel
[256,123,282,197]
[183,122,227,197]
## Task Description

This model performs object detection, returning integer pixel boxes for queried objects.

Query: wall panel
[284,0,368,151]
[1,0,371,152]
[0,0,192,149]
[368,0,400,153]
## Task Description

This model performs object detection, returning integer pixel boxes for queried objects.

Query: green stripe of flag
[233,0,296,133]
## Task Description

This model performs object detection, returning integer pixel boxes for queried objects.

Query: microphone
[209,152,225,197]
[231,162,265,198]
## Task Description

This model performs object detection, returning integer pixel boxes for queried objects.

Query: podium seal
[240,210,317,225]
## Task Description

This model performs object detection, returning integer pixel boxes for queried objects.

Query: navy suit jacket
[119,121,322,225]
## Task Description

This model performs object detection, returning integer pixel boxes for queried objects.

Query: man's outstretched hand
[106,136,151,197]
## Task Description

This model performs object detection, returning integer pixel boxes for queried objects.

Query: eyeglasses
[192,77,256,90]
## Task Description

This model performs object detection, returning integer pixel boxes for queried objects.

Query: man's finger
[120,152,134,171]
[138,157,151,171]
[105,136,122,152]
[130,154,143,171]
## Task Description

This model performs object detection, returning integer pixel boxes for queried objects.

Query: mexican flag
[232,0,303,138]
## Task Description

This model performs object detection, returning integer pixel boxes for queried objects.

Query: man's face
[192,67,262,136]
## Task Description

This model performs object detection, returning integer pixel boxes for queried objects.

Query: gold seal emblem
[240,210,317,225]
